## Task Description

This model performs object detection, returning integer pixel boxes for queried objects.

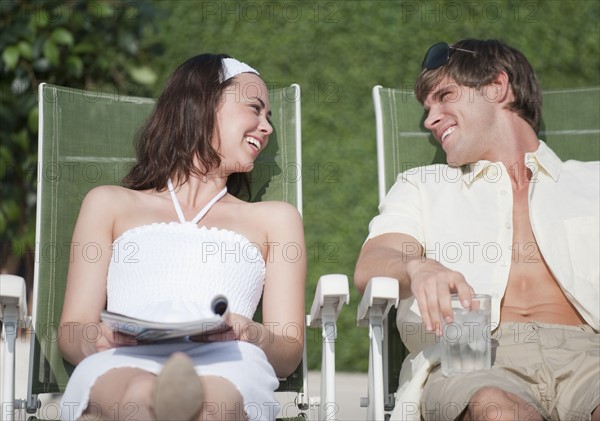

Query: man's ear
[484,71,512,104]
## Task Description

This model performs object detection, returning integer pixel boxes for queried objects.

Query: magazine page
[101,295,229,342]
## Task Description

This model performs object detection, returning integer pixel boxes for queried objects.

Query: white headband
[222,57,259,81]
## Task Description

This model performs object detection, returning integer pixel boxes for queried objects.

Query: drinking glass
[441,294,492,377]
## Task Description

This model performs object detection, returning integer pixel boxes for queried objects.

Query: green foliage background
[2,0,598,372]
[1,0,160,265]
[147,0,599,371]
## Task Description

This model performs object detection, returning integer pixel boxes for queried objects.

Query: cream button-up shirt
[367,141,599,354]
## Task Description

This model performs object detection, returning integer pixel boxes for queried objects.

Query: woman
[58,54,306,421]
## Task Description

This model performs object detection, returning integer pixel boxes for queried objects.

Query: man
[355,39,599,420]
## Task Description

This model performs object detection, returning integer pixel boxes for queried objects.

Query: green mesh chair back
[32,83,302,394]
[372,84,600,398]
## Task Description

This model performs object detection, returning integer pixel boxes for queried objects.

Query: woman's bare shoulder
[83,184,135,202]
[80,185,145,215]
[246,201,304,236]
[245,200,301,219]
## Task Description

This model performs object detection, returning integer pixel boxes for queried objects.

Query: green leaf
[2,45,20,70]
[28,106,39,134]
[0,212,6,236]
[0,145,10,162]
[87,2,115,19]
[97,55,110,71]
[67,55,83,78]
[43,39,59,67]
[33,9,49,28]
[11,129,28,152]
[51,28,74,46]
[124,5,140,21]
[3,199,22,222]
[18,41,33,60]
[128,65,157,85]
[21,224,37,251]
[0,146,9,178]
[72,43,96,54]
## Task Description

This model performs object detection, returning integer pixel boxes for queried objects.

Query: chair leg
[320,305,337,420]
[1,304,19,421]
[368,309,385,421]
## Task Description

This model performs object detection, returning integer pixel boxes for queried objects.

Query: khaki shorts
[421,322,600,421]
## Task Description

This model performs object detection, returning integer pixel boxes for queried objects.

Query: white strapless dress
[60,184,280,420]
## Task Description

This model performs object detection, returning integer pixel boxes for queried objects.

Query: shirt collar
[461,141,562,185]
[461,160,494,185]
[524,140,562,182]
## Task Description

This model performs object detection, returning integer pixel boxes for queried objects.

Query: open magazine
[101,295,229,343]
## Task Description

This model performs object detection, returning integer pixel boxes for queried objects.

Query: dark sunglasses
[421,42,476,70]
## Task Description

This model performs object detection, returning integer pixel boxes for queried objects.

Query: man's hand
[406,258,474,335]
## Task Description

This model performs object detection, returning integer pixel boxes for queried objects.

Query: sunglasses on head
[421,42,477,70]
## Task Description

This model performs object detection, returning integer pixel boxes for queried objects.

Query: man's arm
[354,232,474,334]
[354,233,422,296]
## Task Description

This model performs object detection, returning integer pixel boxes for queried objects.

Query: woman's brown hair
[123,53,251,198]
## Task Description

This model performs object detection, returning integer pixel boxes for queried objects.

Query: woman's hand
[190,313,266,346]
[94,322,138,353]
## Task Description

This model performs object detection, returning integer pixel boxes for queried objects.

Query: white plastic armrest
[357,276,399,327]
[308,274,349,420]
[1,274,29,421]
[308,274,350,327]
[0,274,28,322]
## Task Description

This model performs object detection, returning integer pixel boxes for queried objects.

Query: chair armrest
[357,277,399,420]
[1,274,30,421]
[0,274,28,322]
[307,274,350,420]
[357,277,399,327]
[308,274,350,327]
